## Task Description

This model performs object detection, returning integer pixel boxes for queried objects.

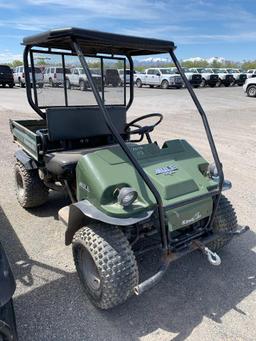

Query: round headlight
[117,187,138,207]
[208,163,219,179]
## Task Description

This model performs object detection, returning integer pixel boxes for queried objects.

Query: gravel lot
[0,86,255,341]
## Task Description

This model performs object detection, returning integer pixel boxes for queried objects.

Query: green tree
[181,60,209,68]
[88,61,101,68]
[12,60,23,67]
[241,60,256,71]
[115,60,125,69]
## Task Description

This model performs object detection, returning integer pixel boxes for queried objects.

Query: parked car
[43,67,70,87]
[0,65,14,88]
[222,68,247,86]
[135,68,183,89]
[104,68,122,87]
[243,77,256,97]
[13,65,43,88]
[0,241,18,340]
[189,68,219,87]
[170,67,202,88]
[246,69,256,78]
[66,67,102,90]
[118,69,136,85]
[205,68,234,87]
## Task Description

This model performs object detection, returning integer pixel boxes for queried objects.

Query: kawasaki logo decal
[155,165,178,175]
[182,212,202,225]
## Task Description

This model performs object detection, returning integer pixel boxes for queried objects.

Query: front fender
[59,200,154,245]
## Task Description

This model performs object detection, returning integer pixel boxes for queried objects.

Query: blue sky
[0,0,256,62]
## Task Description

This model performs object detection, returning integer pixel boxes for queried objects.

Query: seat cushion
[44,146,113,175]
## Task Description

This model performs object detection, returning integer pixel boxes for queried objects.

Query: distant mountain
[183,57,225,63]
[134,56,227,67]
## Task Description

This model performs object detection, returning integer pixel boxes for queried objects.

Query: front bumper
[134,224,249,295]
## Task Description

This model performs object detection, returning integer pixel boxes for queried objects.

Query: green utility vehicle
[10,28,248,309]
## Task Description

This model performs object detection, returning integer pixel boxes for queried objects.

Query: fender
[59,200,154,245]
[0,243,16,307]
[15,149,38,170]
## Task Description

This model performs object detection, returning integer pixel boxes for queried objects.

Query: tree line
[6,58,256,71]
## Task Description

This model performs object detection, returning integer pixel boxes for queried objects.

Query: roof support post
[169,49,224,230]
[71,39,170,253]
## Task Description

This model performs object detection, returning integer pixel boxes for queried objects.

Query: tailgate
[10,119,46,161]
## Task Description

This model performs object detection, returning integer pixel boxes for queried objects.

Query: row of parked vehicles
[134,67,250,89]
[1,64,256,95]
[12,65,123,90]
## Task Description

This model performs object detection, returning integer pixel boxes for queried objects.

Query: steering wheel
[125,113,163,142]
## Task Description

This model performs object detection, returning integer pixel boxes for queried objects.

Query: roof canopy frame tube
[71,38,170,253]
[169,49,224,230]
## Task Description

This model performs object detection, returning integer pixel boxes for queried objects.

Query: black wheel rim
[77,245,102,297]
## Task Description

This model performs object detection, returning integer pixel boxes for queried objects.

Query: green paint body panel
[76,139,217,231]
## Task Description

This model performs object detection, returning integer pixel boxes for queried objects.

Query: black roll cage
[23,38,224,254]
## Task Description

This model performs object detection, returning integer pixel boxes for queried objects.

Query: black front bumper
[222,76,234,85]
[190,75,202,85]
[207,75,219,85]
[134,224,249,295]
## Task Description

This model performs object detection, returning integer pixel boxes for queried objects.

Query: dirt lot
[0,86,255,341]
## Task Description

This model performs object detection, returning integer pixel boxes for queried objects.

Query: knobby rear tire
[14,161,49,208]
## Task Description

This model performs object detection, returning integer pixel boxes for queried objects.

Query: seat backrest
[46,106,126,141]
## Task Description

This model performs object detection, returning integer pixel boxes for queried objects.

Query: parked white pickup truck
[66,67,102,91]
[118,69,136,85]
[13,65,43,88]
[135,68,183,89]
[43,66,71,87]
[205,68,234,87]
[169,67,202,88]
[189,68,219,87]
[222,68,247,86]
[246,69,256,78]
[243,78,256,97]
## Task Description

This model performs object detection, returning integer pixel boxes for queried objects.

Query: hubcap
[162,81,168,89]
[249,88,256,96]
[16,171,24,196]
[78,246,101,295]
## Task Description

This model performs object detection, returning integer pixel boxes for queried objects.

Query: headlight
[208,163,219,179]
[117,187,138,207]
[208,163,232,191]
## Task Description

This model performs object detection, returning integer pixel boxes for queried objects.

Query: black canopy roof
[23,27,175,56]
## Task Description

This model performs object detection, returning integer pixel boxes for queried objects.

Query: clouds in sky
[0,0,256,60]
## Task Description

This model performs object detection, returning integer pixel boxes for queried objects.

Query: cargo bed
[10,119,46,161]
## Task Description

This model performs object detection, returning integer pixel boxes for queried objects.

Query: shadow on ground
[0,205,255,341]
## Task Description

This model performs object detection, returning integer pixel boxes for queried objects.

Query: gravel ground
[0,86,255,341]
